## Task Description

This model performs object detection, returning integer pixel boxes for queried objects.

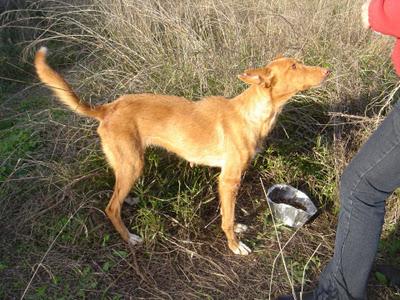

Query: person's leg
[314,102,400,299]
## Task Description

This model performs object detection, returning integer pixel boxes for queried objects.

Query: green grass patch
[0,125,40,180]
[379,238,400,263]
[255,135,336,209]
[19,96,50,111]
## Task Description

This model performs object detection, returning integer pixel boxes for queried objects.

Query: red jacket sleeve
[392,39,400,76]
[369,0,400,38]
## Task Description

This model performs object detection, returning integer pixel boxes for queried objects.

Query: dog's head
[238,57,330,101]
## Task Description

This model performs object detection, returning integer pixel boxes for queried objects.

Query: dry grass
[1,0,400,299]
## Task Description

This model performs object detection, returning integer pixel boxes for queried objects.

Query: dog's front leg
[218,168,251,255]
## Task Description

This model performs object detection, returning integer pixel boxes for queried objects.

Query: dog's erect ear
[237,72,262,85]
[238,68,274,88]
[261,68,274,88]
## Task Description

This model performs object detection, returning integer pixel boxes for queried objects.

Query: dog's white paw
[125,196,140,206]
[234,223,248,234]
[128,233,143,246]
[232,241,252,255]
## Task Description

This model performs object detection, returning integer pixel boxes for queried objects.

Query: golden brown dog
[35,47,329,255]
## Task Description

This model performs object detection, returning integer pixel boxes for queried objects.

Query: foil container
[266,184,317,228]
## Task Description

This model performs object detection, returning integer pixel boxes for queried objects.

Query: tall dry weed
[6,0,392,98]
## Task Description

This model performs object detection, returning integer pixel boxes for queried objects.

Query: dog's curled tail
[34,47,105,120]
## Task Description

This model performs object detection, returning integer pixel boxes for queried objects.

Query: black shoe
[276,291,315,300]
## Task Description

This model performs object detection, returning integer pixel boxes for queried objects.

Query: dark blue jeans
[314,101,400,299]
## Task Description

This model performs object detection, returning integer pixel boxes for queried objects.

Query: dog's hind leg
[99,129,144,245]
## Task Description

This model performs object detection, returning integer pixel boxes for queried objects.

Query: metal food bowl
[266,184,317,228]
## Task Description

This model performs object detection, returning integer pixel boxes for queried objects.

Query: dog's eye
[291,63,297,70]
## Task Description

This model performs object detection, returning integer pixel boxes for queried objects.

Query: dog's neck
[232,85,271,116]
[232,85,294,140]
[270,89,297,106]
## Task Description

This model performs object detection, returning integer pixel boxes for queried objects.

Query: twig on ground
[260,178,297,300]
[20,203,85,300]
[300,243,322,300]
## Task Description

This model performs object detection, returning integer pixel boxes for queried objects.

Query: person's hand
[361,0,372,29]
